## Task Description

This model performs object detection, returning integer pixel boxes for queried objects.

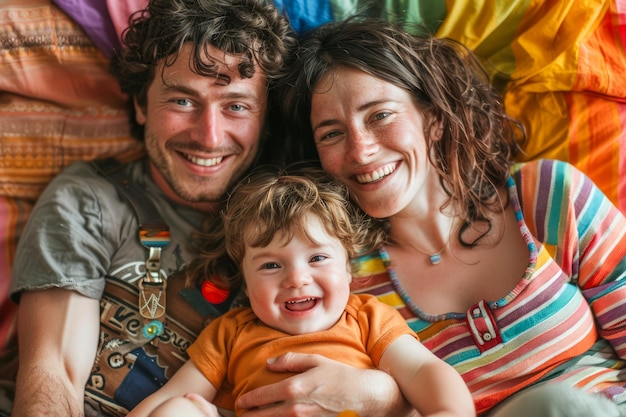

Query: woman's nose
[347,128,379,162]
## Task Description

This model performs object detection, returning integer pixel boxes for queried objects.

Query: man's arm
[236,353,418,417]
[12,288,100,417]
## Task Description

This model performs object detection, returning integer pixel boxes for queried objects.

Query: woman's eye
[317,131,341,143]
[373,111,390,121]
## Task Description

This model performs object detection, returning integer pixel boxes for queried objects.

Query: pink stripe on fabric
[0,196,32,349]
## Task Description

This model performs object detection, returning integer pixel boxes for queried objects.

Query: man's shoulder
[44,158,146,196]
[60,158,144,179]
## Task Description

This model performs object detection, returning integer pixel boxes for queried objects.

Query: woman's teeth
[355,164,395,184]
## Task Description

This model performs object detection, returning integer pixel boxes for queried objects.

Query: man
[5,1,294,415]
[3,1,413,416]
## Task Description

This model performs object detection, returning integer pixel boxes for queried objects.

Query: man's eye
[230,104,246,112]
[174,98,192,106]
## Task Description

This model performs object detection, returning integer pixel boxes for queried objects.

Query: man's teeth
[185,154,223,167]
[355,165,394,184]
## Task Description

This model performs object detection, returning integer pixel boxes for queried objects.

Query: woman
[279,18,626,417]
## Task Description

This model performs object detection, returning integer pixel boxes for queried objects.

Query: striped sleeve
[514,160,626,357]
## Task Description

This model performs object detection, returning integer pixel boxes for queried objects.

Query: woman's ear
[431,120,445,142]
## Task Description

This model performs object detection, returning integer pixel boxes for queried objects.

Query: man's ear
[134,97,147,125]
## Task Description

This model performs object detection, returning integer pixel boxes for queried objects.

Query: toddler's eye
[261,262,280,270]
[310,255,327,263]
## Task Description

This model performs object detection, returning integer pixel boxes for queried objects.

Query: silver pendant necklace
[413,238,450,265]
[410,222,454,266]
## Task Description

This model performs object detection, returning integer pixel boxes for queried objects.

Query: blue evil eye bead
[143,320,164,339]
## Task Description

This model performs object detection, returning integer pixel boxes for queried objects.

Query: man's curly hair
[110,0,296,142]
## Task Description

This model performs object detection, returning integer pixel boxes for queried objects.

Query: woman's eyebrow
[312,99,393,130]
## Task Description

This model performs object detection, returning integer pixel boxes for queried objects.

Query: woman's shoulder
[510,159,589,190]
[511,158,579,175]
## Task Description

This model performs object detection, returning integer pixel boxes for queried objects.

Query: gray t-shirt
[11,159,204,299]
[10,159,217,416]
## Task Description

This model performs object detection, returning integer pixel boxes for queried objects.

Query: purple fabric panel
[52,0,120,57]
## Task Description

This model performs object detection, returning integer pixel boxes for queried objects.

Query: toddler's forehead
[243,215,336,248]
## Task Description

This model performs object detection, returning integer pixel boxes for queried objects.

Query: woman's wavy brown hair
[280,18,525,247]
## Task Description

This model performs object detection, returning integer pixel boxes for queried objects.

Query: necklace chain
[408,221,455,266]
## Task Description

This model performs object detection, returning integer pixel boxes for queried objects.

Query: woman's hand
[237,352,417,417]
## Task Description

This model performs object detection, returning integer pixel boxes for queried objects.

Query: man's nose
[192,107,223,147]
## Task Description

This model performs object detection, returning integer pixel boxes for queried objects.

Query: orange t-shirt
[187,293,416,415]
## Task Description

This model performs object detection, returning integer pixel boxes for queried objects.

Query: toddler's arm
[379,334,476,417]
[127,361,219,417]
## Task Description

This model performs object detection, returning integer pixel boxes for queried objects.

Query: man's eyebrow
[161,83,197,95]
[161,82,260,100]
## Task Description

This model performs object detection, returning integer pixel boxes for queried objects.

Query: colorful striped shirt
[350,159,626,415]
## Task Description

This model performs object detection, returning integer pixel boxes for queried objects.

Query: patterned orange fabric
[0,0,144,201]
[0,196,31,351]
[0,0,144,349]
